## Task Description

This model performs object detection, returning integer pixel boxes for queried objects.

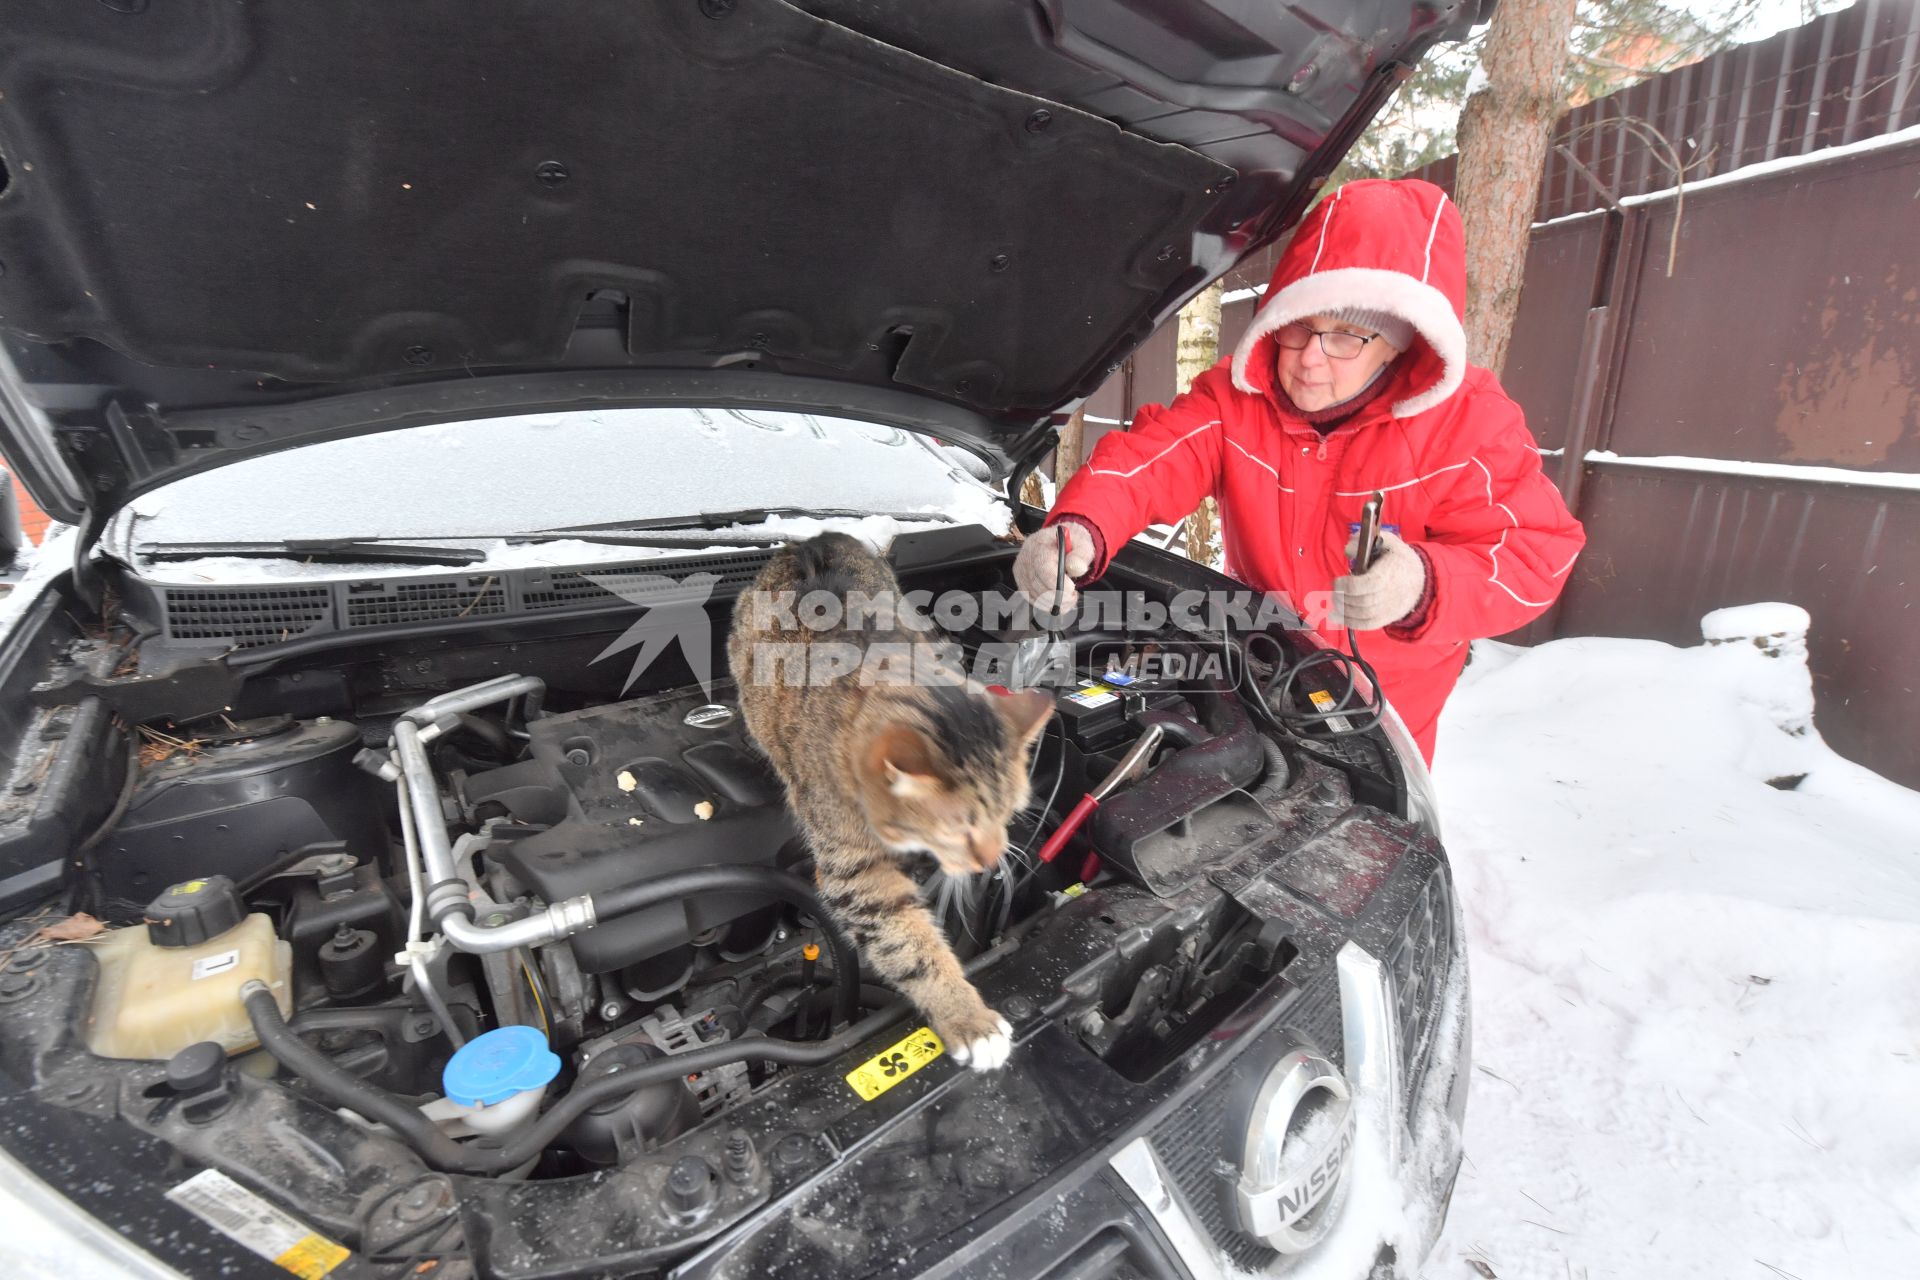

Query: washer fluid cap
[443,1025,561,1107]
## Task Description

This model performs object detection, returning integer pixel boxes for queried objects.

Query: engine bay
[0,528,1441,1271]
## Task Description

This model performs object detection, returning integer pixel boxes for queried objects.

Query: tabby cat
[727,532,1052,1069]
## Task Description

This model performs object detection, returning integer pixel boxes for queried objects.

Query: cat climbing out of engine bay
[727,532,1053,1070]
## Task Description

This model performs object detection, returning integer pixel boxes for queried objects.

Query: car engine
[0,538,1453,1275]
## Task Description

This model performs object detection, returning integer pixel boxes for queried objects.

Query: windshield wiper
[536,507,953,534]
[137,510,954,564]
[137,539,489,566]
[503,508,951,547]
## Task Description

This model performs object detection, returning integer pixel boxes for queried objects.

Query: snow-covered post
[1700,603,1815,738]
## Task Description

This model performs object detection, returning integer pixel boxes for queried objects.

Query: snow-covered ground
[1420,619,1920,1279]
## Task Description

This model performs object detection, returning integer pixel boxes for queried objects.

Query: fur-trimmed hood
[1231,178,1468,419]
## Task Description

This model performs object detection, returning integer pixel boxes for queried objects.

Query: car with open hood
[0,3,1483,1277]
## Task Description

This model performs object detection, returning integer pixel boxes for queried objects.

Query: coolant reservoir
[87,875,293,1060]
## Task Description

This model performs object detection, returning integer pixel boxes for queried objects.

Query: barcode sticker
[166,1170,350,1278]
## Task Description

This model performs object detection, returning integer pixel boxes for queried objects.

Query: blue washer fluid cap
[443,1026,561,1107]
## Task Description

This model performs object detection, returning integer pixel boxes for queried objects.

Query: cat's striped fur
[726,533,1052,1068]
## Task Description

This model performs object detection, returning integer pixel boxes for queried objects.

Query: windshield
[112,407,1009,581]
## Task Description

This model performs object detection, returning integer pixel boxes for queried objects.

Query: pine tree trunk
[1174,281,1224,568]
[1019,471,1047,509]
[1053,406,1086,487]
[1454,0,1580,374]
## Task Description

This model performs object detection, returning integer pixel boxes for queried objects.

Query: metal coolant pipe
[402,673,546,727]
[391,679,596,955]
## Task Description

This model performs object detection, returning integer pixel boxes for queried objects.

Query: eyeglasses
[1274,322,1381,361]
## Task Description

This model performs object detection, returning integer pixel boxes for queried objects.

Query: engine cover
[463,683,797,973]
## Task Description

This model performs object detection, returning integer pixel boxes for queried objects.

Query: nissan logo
[684,703,735,730]
[1235,1048,1355,1253]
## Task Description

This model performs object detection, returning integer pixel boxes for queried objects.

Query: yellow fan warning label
[166,1169,350,1278]
[846,1026,945,1100]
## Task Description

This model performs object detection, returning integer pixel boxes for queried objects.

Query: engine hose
[589,866,861,1029]
[68,726,139,914]
[452,712,515,758]
[243,983,474,1171]
[743,976,896,1032]
[245,937,1039,1177]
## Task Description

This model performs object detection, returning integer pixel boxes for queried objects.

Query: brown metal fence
[1407,0,1920,220]
[1072,4,1920,786]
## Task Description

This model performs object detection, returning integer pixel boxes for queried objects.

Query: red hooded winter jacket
[1050,179,1585,762]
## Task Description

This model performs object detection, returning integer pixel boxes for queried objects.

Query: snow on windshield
[113,407,1008,581]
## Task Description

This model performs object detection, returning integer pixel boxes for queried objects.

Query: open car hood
[0,0,1478,527]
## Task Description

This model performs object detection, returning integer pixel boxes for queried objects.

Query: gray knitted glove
[1013,521,1095,613]
[1330,529,1427,630]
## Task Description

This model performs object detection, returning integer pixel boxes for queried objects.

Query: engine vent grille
[142,549,783,651]
[161,586,333,649]
[345,576,506,628]
[522,551,776,612]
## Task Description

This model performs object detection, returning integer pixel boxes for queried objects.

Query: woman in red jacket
[1014,178,1585,763]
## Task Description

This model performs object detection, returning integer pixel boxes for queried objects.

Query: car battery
[1053,668,1188,756]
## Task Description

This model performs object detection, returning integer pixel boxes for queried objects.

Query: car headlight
[1377,700,1441,839]
[1233,1048,1355,1253]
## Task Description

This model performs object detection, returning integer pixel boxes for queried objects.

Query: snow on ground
[1420,619,1920,1280]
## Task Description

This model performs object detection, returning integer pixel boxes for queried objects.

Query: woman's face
[1272,314,1401,413]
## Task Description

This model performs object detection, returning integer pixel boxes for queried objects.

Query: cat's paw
[942,1010,1014,1072]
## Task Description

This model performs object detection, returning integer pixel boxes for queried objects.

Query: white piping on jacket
[1420,194,1448,285]
[1333,453,1572,609]
[1308,186,1344,275]
[1086,420,1220,479]
[1332,459,1472,496]
[1225,436,1296,493]
[1472,456,1559,608]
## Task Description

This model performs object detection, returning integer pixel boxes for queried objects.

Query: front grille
[1146,970,1342,1274]
[1151,1083,1275,1272]
[1037,1227,1163,1280]
[1387,868,1455,1111]
[162,586,332,648]
[1142,874,1454,1271]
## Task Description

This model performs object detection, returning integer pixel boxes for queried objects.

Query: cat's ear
[865,724,943,797]
[994,688,1055,749]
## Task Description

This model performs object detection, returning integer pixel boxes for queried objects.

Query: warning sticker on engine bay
[166,1169,351,1278]
[845,1025,946,1101]
[1306,688,1354,734]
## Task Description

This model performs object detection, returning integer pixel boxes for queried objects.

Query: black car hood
[0,0,1475,525]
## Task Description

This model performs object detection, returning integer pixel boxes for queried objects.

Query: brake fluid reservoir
[87,875,293,1060]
